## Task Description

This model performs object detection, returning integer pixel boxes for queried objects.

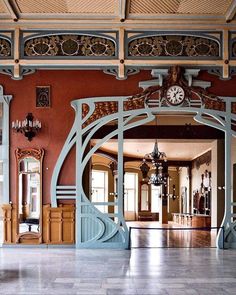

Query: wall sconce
[12,113,41,141]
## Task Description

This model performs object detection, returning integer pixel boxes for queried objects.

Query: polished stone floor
[0,248,236,294]
[127,222,217,248]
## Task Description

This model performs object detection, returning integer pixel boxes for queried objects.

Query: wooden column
[2,204,17,243]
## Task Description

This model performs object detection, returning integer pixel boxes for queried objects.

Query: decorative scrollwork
[0,37,11,57]
[130,65,224,111]
[15,148,44,161]
[24,34,116,57]
[123,97,145,111]
[128,35,219,57]
[82,101,118,128]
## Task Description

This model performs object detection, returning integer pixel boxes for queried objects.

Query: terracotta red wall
[0,69,236,204]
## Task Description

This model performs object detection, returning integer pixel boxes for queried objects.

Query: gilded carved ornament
[15,148,44,161]
[128,35,219,58]
[80,66,233,129]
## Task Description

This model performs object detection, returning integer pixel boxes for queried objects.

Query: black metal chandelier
[12,113,41,141]
[140,140,168,186]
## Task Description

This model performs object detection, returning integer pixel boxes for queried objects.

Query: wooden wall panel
[43,204,75,244]
[2,203,75,245]
[2,204,17,243]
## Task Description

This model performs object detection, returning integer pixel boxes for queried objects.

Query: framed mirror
[15,148,44,243]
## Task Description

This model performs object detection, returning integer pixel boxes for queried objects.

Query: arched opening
[50,67,236,249]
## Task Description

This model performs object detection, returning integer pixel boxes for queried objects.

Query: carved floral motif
[128,35,219,57]
[82,101,118,127]
[24,34,116,57]
[0,37,11,57]
[81,66,230,128]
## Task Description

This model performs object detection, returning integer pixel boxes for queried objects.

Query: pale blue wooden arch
[0,85,12,204]
[50,91,236,249]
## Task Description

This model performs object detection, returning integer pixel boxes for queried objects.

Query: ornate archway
[50,66,236,249]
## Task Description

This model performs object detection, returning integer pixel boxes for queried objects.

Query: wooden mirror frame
[15,148,44,244]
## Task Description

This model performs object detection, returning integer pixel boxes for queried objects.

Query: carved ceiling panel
[129,0,232,15]
[14,0,117,14]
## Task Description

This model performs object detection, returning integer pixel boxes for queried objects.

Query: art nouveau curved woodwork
[15,148,44,244]
[50,66,236,249]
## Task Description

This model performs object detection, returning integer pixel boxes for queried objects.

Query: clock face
[166,85,185,105]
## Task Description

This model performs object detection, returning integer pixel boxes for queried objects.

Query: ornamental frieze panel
[0,36,11,58]
[82,97,147,128]
[24,34,116,58]
[131,66,224,111]
[81,66,228,128]
[82,101,118,128]
[127,35,220,58]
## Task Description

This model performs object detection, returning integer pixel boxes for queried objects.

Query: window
[91,170,108,213]
[151,185,161,213]
[124,172,138,212]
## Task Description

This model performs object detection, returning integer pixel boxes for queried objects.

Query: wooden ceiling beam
[1,0,18,21]
[118,0,128,21]
[225,0,236,21]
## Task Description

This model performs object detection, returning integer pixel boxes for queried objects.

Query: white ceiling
[92,139,213,161]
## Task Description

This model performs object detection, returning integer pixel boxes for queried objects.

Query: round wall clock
[166,85,185,105]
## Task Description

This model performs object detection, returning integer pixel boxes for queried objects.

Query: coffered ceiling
[0,0,236,22]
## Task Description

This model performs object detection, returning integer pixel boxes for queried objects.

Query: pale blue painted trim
[56,196,76,199]
[93,202,118,206]
[50,78,236,249]
[56,191,76,195]
[0,85,12,204]
[56,185,76,189]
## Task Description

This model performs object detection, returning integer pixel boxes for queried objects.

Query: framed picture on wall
[36,86,51,108]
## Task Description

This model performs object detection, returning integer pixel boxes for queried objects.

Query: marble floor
[0,248,236,294]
